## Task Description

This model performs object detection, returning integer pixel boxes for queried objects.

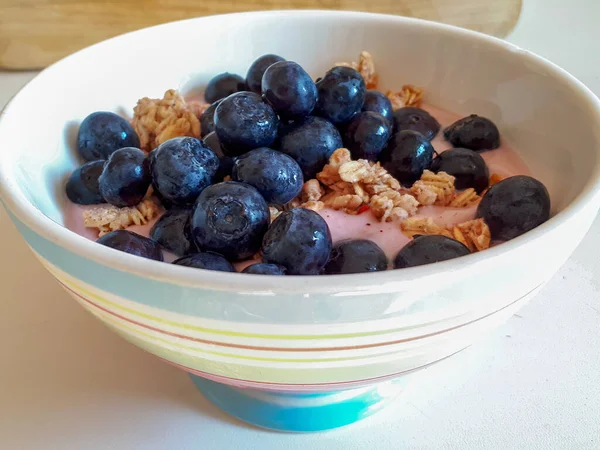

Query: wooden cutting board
[0,0,522,70]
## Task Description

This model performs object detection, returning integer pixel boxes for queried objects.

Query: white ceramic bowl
[1,10,600,432]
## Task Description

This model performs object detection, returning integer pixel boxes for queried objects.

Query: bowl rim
[1,9,600,295]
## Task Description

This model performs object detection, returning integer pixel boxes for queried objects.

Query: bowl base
[190,375,410,432]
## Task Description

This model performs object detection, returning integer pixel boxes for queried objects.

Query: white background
[1,1,599,448]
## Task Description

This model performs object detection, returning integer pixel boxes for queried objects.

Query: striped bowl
[1,11,600,432]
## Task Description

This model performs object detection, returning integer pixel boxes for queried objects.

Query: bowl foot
[190,375,410,432]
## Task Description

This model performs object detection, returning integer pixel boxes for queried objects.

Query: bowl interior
[2,12,598,227]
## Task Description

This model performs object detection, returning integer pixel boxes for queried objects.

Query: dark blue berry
[279,116,343,179]
[246,54,286,94]
[173,251,235,272]
[262,61,318,120]
[203,131,235,181]
[232,147,303,205]
[324,239,388,274]
[315,66,366,124]
[98,147,150,207]
[343,111,391,161]
[242,263,287,275]
[476,175,550,241]
[392,107,440,140]
[362,90,393,125]
[444,114,500,151]
[379,130,435,186]
[204,73,247,103]
[192,181,269,260]
[149,137,219,206]
[66,160,105,205]
[150,209,196,257]
[97,230,163,261]
[214,91,279,156]
[394,235,470,269]
[77,111,140,161]
[431,148,489,193]
[262,208,332,275]
[200,99,221,138]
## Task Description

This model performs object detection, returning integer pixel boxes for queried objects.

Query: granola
[387,85,425,110]
[401,217,491,252]
[451,218,491,252]
[449,188,480,207]
[410,170,456,206]
[83,198,160,237]
[131,89,201,152]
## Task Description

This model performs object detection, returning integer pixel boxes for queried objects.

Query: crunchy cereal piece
[334,61,358,70]
[371,191,419,222]
[329,148,352,167]
[352,182,370,203]
[401,217,452,238]
[323,194,363,212]
[449,188,480,207]
[269,206,282,223]
[283,198,301,210]
[387,84,425,110]
[83,199,160,237]
[301,200,325,212]
[453,218,491,251]
[316,165,341,186]
[410,170,456,206]
[301,179,325,203]
[222,175,232,182]
[131,89,201,152]
[357,51,378,89]
[339,160,371,183]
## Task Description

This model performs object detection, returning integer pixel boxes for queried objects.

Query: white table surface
[1,1,600,448]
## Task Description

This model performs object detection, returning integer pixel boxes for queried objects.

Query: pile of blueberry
[66,53,551,275]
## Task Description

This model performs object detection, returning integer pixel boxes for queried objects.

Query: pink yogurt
[63,104,530,268]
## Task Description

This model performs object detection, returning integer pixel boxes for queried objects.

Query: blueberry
[362,90,393,125]
[262,208,332,275]
[204,73,247,103]
[192,181,269,260]
[97,230,163,261]
[392,107,440,141]
[242,263,287,275]
[343,111,391,161]
[379,130,435,186]
[66,160,105,205]
[444,114,500,151]
[150,209,196,257]
[246,54,286,94]
[149,137,219,207]
[315,66,366,124]
[98,147,150,207]
[214,91,279,156]
[203,131,235,181]
[77,111,140,161]
[279,116,343,179]
[324,239,388,274]
[394,235,470,269]
[262,61,318,120]
[431,148,489,193]
[476,175,550,241]
[173,251,235,272]
[232,148,303,205]
[200,99,221,138]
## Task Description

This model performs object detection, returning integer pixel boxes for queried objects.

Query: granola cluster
[410,170,481,207]
[131,89,201,152]
[387,85,424,110]
[401,217,491,252]
[83,198,161,237]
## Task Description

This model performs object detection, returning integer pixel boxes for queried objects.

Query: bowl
[1,10,600,433]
